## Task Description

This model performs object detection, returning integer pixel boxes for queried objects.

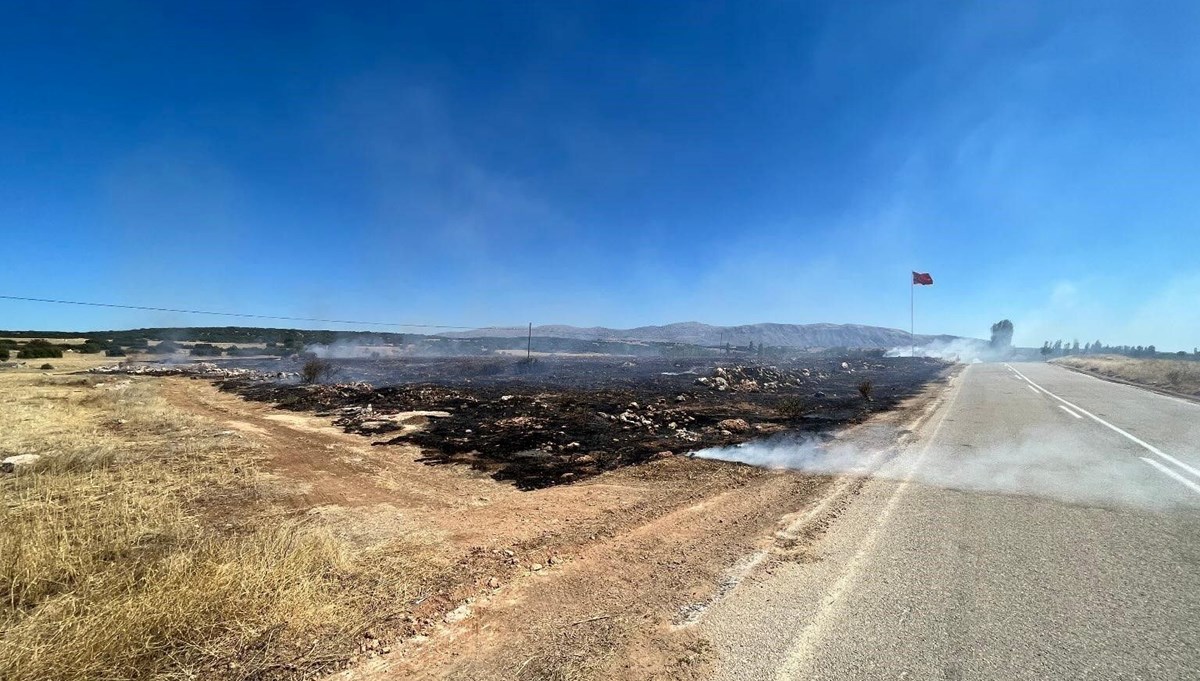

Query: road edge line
[1007,363,1200,482]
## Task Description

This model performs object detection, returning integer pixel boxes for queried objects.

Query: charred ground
[218,355,951,489]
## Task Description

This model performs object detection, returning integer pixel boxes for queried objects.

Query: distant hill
[449,322,966,349]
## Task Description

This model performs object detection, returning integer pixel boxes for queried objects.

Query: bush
[300,357,337,384]
[76,343,104,354]
[857,380,873,402]
[0,348,8,361]
[189,343,223,357]
[777,397,809,421]
[18,340,63,360]
[39,363,55,370]
[151,340,181,355]
[104,348,126,357]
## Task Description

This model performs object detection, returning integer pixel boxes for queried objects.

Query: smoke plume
[695,428,1198,510]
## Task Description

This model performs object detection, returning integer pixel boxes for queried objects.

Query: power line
[0,294,519,331]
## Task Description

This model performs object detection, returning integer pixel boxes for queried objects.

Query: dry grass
[0,364,445,680]
[1056,355,1200,396]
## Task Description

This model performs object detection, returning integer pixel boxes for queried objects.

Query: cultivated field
[1055,355,1200,397]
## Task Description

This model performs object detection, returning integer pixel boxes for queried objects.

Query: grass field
[1056,355,1200,397]
[0,357,443,680]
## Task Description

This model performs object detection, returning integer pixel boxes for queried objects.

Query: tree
[301,356,337,384]
[1071,340,1080,354]
[18,339,63,359]
[1052,340,1062,354]
[989,320,1014,349]
[1040,341,1052,357]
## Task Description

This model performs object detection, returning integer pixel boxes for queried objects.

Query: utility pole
[526,322,532,361]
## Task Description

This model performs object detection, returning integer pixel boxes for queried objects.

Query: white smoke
[694,427,1198,510]
[886,337,998,363]
[305,337,405,359]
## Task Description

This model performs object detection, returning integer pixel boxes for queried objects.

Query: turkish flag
[912,272,934,285]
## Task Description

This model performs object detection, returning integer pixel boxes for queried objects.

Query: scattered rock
[717,418,750,433]
[530,563,543,571]
[487,577,500,589]
[1,454,41,474]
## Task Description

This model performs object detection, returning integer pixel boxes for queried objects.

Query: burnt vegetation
[220,355,950,489]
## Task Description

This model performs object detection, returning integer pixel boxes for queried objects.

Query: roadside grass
[0,368,445,680]
[1056,355,1200,396]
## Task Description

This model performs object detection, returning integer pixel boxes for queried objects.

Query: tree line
[1040,340,1200,360]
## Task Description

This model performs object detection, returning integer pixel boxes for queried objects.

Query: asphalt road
[701,362,1200,681]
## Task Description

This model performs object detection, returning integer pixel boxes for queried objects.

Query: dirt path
[155,375,947,680]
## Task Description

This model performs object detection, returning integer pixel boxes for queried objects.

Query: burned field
[218,355,951,489]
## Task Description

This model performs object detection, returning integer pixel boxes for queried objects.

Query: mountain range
[450,322,966,349]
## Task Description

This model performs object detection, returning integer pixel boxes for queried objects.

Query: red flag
[912,271,933,285]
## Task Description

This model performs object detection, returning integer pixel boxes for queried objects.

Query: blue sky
[3,1,1199,349]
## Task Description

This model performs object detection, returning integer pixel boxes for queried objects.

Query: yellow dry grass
[1057,355,1200,396]
[0,363,445,680]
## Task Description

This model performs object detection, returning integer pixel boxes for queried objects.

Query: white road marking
[1007,364,1200,482]
[772,368,970,680]
[1027,385,1041,395]
[1058,405,1083,419]
[1140,457,1200,497]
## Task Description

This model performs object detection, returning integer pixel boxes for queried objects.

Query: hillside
[449,322,964,349]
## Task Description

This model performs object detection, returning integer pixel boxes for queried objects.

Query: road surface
[701,362,1200,680]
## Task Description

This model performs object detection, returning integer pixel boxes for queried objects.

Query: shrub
[104,348,126,357]
[300,357,337,384]
[39,363,55,370]
[857,380,873,402]
[18,341,63,360]
[0,348,8,361]
[188,343,223,357]
[777,397,809,421]
[76,343,104,354]
[151,340,181,355]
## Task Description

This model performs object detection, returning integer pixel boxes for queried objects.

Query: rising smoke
[885,337,993,363]
[695,427,1197,510]
[304,336,406,359]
